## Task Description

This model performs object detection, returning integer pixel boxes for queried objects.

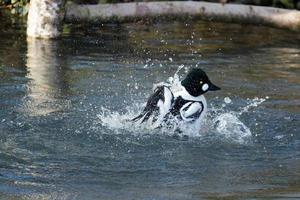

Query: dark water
[0,15,300,199]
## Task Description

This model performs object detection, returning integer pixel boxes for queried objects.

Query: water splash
[152,64,185,93]
[96,97,266,144]
[238,97,268,115]
[210,96,267,143]
[213,113,251,143]
[96,67,268,144]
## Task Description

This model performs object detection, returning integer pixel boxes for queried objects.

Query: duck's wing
[179,101,204,122]
[132,86,174,123]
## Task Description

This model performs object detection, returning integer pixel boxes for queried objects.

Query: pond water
[0,15,300,199]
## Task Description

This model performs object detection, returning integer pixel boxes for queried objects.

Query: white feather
[174,85,208,128]
[157,87,173,118]
[180,102,202,122]
[202,83,209,91]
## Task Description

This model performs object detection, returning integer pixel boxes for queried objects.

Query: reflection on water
[24,38,68,116]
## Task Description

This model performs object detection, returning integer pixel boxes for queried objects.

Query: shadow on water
[0,14,300,199]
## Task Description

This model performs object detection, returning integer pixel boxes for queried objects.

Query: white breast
[174,86,208,131]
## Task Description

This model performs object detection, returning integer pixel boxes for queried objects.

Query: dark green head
[181,68,220,97]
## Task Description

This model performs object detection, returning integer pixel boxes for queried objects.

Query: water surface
[0,16,300,199]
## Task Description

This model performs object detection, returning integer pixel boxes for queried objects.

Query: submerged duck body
[132,68,220,129]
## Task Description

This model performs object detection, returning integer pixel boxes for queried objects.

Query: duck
[132,68,220,129]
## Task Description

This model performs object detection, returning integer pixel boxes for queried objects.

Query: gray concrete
[65,2,300,32]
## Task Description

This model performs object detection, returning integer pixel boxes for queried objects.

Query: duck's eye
[200,81,203,84]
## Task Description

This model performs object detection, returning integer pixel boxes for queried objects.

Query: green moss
[0,0,30,16]
[273,0,295,8]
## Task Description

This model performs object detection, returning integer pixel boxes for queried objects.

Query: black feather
[132,86,173,123]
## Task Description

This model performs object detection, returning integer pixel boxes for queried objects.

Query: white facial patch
[202,83,209,91]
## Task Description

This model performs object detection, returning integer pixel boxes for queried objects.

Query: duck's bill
[209,83,221,91]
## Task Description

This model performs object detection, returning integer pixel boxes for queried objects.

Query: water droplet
[224,97,232,104]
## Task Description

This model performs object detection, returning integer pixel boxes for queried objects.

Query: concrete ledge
[65,1,300,31]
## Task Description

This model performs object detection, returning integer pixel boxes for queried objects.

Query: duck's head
[181,68,220,97]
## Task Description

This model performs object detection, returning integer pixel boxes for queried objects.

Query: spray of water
[96,67,267,144]
[211,97,267,143]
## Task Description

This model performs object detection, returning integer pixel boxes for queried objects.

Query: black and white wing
[132,86,174,123]
[179,101,204,122]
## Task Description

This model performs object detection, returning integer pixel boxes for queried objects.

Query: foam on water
[96,67,267,144]
[211,97,267,143]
